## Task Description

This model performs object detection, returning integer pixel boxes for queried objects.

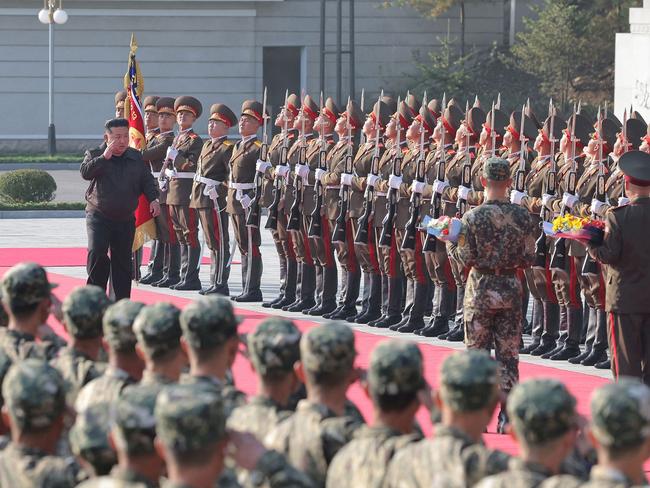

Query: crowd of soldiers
[0,260,649,487]
[114,89,650,381]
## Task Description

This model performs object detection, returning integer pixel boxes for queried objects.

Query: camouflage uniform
[326,340,425,488]
[77,386,159,488]
[69,402,116,477]
[227,317,301,439]
[0,289,8,328]
[0,351,11,450]
[51,285,110,406]
[447,158,537,393]
[75,299,144,413]
[179,296,246,415]
[475,379,578,488]
[0,262,61,361]
[385,351,510,488]
[265,323,363,487]
[156,383,314,488]
[0,359,83,487]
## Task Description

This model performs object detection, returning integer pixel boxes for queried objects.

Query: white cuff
[341,173,353,186]
[256,159,271,174]
[458,186,472,201]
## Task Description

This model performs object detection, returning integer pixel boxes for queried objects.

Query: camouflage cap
[300,323,356,376]
[590,378,650,450]
[69,402,116,472]
[483,157,510,182]
[62,285,112,339]
[3,358,65,430]
[1,262,56,309]
[133,303,182,359]
[102,299,144,352]
[156,383,226,454]
[112,385,158,455]
[440,350,498,412]
[180,296,240,351]
[507,379,577,445]
[248,317,301,377]
[368,340,425,397]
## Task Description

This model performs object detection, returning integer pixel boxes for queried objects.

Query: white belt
[326,185,340,190]
[152,171,161,178]
[194,175,222,186]
[229,182,254,191]
[164,169,195,179]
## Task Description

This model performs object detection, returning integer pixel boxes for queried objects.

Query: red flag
[124,34,157,251]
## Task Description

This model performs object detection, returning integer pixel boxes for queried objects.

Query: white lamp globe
[38,8,50,24]
[53,8,68,24]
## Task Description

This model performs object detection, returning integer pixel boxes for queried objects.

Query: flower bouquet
[421,215,462,243]
[543,214,605,245]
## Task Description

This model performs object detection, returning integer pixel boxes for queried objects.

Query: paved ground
[0,217,610,379]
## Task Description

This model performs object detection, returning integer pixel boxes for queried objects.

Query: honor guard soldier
[304,97,340,317]
[588,150,650,385]
[114,90,127,118]
[163,96,204,291]
[141,97,177,287]
[539,113,591,360]
[260,93,300,309]
[228,100,264,302]
[284,94,318,312]
[513,111,566,357]
[192,104,237,296]
[368,100,412,328]
[320,100,364,320]
[641,121,650,153]
[447,157,537,432]
[143,95,159,139]
[346,99,389,325]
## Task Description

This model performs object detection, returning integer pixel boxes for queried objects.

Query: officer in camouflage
[447,156,537,433]
[75,299,145,413]
[385,350,511,488]
[52,285,111,406]
[476,379,579,488]
[228,317,301,440]
[0,359,83,487]
[265,322,364,487]
[326,339,426,488]
[69,402,117,478]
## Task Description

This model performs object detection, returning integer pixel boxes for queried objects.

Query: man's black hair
[105,118,129,131]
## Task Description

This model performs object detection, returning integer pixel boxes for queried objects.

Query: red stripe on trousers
[346,219,357,273]
[188,208,199,248]
[322,218,335,268]
[544,255,558,303]
[366,219,380,275]
[609,312,619,379]
[286,220,297,261]
[414,231,426,284]
[569,257,580,308]
[211,209,221,245]
[302,228,314,266]
[167,205,177,244]
[443,257,457,291]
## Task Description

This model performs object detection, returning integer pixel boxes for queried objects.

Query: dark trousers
[86,212,135,300]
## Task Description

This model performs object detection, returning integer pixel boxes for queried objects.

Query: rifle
[287,104,309,232]
[308,93,327,238]
[514,104,528,194]
[265,90,290,231]
[354,92,383,245]
[457,100,472,217]
[423,92,447,253]
[582,106,605,276]
[379,96,403,248]
[550,110,578,271]
[621,109,628,201]
[246,87,268,228]
[332,97,354,244]
[533,98,556,269]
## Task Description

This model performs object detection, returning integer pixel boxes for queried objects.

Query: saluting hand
[103,141,115,160]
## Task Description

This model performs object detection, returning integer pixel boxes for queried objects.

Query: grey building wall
[0,0,540,152]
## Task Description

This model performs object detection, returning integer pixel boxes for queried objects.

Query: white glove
[366,174,380,188]
[458,186,472,201]
[158,179,168,191]
[590,199,607,216]
[410,181,426,194]
[164,168,177,179]
[341,173,353,186]
[256,159,271,174]
[165,147,179,162]
[207,186,219,201]
[618,196,630,206]
[315,168,326,183]
[239,194,252,209]
[510,190,526,206]
[295,164,310,180]
[432,179,449,195]
[276,164,290,178]
[561,192,578,209]
[388,174,403,190]
[541,193,557,211]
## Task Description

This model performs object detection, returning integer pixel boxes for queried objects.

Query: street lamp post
[38,0,68,156]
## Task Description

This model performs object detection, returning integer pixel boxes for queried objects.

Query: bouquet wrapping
[422,215,462,243]
[543,214,605,245]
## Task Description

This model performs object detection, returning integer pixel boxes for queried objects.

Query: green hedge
[0,169,57,203]
[0,154,81,164]
[0,201,85,211]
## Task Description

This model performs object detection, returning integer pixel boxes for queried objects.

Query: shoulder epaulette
[254,140,262,147]
[223,140,233,147]
[447,149,456,155]
[189,132,198,139]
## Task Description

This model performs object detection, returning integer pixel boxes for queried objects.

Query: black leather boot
[152,243,181,288]
[308,265,338,316]
[273,258,297,309]
[355,273,382,324]
[370,275,403,328]
[175,245,202,291]
[396,281,428,333]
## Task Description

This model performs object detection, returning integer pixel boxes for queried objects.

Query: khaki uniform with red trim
[142,129,175,244]
[286,133,316,262]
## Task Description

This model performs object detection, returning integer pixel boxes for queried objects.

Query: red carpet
[0,247,237,267]
[0,266,614,459]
